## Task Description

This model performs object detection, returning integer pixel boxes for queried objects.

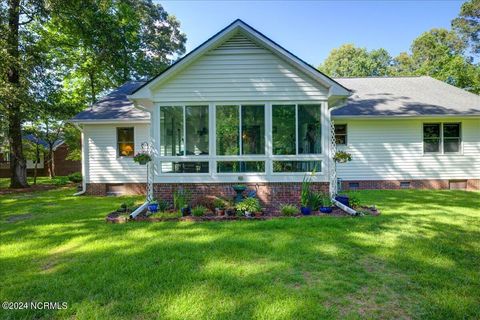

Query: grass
[0,187,479,319]
[0,176,70,189]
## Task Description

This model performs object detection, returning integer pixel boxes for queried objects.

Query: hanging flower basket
[333,151,352,163]
[133,152,152,165]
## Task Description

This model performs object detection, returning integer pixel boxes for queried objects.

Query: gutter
[130,201,149,219]
[332,198,356,216]
[72,122,87,196]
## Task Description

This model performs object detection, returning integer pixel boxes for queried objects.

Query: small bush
[280,204,298,216]
[348,193,361,208]
[191,205,207,217]
[157,199,170,212]
[309,193,323,210]
[213,197,228,209]
[68,172,82,183]
[235,197,261,213]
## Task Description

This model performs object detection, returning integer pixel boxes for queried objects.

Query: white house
[71,20,480,209]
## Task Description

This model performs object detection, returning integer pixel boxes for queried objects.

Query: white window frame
[423,122,463,155]
[156,101,328,180]
[116,126,135,158]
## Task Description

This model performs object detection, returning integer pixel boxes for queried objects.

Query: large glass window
[186,106,209,155]
[216,105,265,155]
[443,123,461,153]
[272,105,296,155]
[216,105,239,155]
[242,105,265,155]
[160,106,184,156]
[217,161,265,173]
[298,105,321,154]
[161,106,208,156]
[273,161,321,173]
[117,127,134,157]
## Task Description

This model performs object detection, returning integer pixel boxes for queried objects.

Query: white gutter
[72,123,86,196]
[332,198,356,216]
[130,201,149,219]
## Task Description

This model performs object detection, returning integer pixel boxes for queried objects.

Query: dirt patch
[6,213,33,223]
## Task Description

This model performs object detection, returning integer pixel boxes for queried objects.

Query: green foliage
[133,152,152,164]
[63,124,81,161]
[452,0,480,57]
[334,151,352,163]
[300,172,316,208]
[348,193,362,208]
[235,197,261,213]
[320,194,333,207]
[173,189,190,209]
[280,204,299,216]
[68,172,82,183]
[213,197,227,210]
[51,176,69,186]
[156,199,170,212]
[308,193,323,211]
[318,44,393,77]
[191,205,207,217]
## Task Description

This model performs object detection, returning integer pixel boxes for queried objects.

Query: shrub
[309,193,323,210]
[68,172,82,183]
[52,176,69,185]
[320,193,332,207]
[235,197,261,213]
[173,189,190,209]
[213,197,227,210]
[157,199,170,212]
[348,193,361,208]
[280,204,298,216]
[191,205,207,217]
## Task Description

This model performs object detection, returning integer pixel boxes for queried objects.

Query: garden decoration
[232,184,247,204]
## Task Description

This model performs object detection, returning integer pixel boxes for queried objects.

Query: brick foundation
[86,182,329,212]
[341,179,480,191]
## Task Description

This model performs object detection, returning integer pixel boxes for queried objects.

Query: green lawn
[0,187,479,319]
[0,176,70,189]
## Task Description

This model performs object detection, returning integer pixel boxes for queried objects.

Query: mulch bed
[106,206,380,224]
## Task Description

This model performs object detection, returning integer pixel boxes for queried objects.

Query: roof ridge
[333,76,424,79]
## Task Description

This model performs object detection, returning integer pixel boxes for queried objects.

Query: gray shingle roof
[71,81,149,122]
[332,76,480,117]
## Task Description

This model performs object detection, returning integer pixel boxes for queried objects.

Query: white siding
[151,32,329,102]
[335,118,480,180]
[84,124,149,183]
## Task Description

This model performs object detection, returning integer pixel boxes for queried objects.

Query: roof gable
[129,19,351,100]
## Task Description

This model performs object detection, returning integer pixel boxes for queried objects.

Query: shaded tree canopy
[452,0,480,57]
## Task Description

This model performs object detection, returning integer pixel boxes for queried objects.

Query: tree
[318,44,393,77]
[452,0,480,58]
[1,0,47,188]
[43,0,186,106]
[393,28,480,93]
[63,124,81,161]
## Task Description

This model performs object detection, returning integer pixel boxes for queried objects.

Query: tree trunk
[7,0,28,188]
[33,143,38,185]
[47,145,55,178]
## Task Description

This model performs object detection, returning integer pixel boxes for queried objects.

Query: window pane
[160,106,184,156]
[444,123,460,138]
[423,124,440,153]
[217,161,265,173]
[186,106,209,155]
[161,162,209,173]
[216,105,239,155]
[444,138,460,153]
[117,127,134,157]
[334,124,347,135]
[272,105,295,155]
[242,105,265,155]
[298,105,321,154]
[273,161,321,173]
[424,139,440,153]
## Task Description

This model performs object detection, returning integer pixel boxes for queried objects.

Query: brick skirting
[341,179,480,191]
[86,182,329,212]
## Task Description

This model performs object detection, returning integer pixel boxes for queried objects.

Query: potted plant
[133,152,152,165]
[173,189,190,216]
[300,174,313,215]
[148,200,159,213]
[213,198,226,216]
[232,184,247,203]
[235,198,261,218]
[333,151,352,164]
[319,194,333,213]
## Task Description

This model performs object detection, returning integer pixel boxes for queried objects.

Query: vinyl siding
[84,124,149,183]
[151,32,328,102]
[335,118,480,180]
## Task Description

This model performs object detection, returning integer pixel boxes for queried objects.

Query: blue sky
[160,0,463,66]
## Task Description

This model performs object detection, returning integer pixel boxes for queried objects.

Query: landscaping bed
[106,205,380,223]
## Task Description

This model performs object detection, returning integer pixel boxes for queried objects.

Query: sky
[160,0,464,66]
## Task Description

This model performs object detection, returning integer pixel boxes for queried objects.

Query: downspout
[73,123,87,196]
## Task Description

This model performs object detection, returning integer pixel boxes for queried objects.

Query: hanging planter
[133,152,152,165]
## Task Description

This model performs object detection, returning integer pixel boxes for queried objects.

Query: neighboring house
[0,135,81,178]
[71,20,480,208]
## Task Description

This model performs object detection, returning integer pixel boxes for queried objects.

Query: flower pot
[181,207,191,216]
[301,207,312,215]
[245,211,252,218]
[335,195,349,207]
[215,208,224,216]
[320,207,333,214]
[148,204,159,213]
